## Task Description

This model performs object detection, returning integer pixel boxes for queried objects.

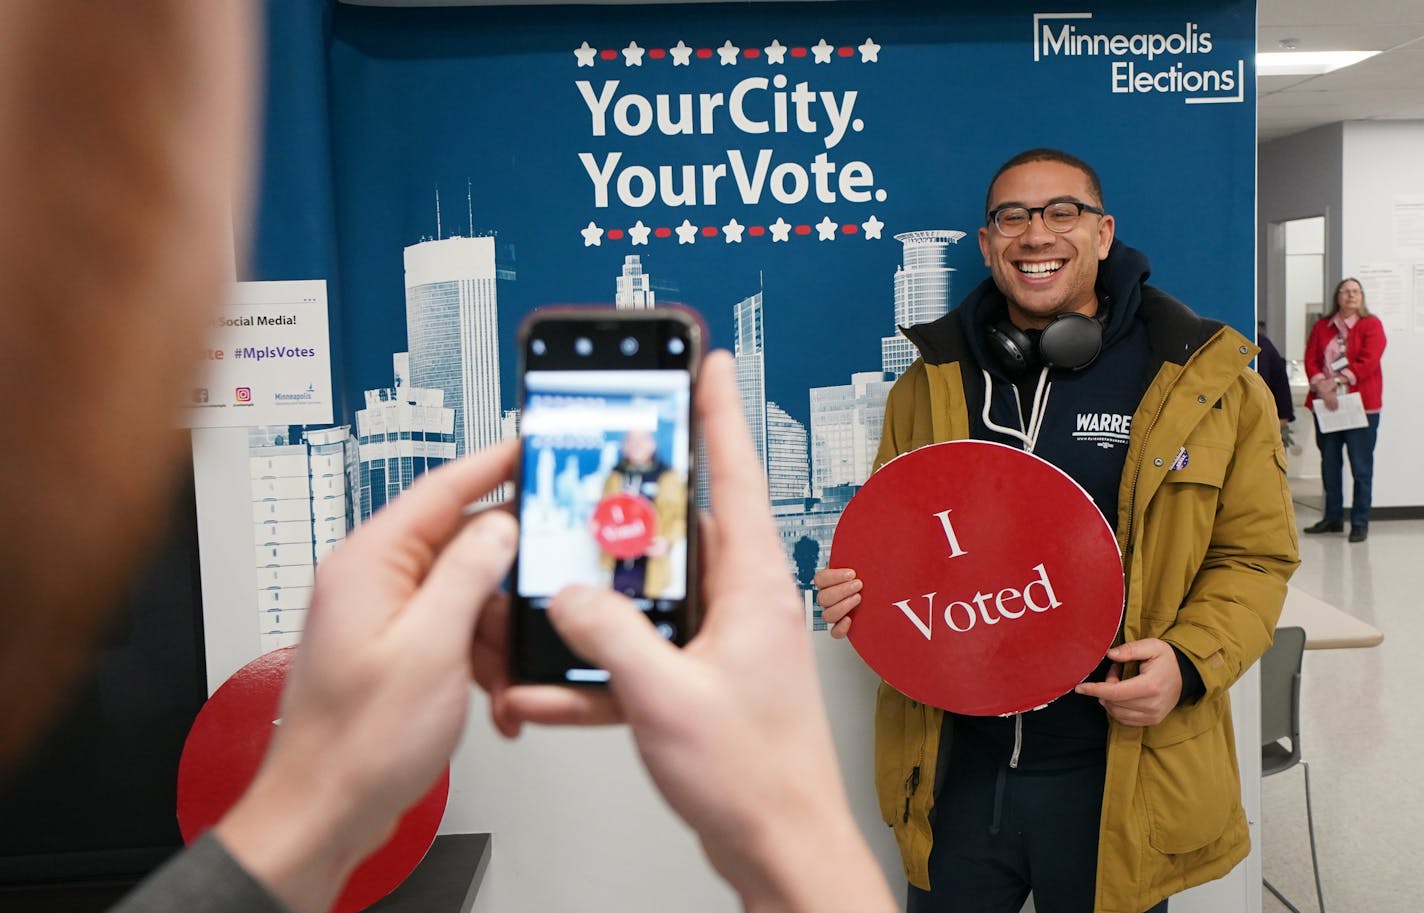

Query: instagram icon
[235,386,252,403]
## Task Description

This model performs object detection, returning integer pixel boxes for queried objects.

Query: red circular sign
[591,491,658,559]
[831,441,1123,716]
[177,648,448,913]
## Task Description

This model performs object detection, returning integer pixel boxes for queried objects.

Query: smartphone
[510,306,704,684]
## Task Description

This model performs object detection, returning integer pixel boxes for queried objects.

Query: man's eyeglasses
[987,201,1106,237]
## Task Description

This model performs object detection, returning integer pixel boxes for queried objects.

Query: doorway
[1266,215,1326,491]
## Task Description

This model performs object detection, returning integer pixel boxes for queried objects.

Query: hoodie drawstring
[980,366,1052,454]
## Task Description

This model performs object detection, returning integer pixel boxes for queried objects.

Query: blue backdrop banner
[245,0,1255,633]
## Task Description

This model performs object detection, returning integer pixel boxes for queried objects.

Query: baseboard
[1291,496,1424,521]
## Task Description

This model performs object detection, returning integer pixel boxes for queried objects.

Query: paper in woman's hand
[1313,392,1368,432]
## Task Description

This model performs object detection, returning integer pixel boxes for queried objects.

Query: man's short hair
[984,148,1105,215]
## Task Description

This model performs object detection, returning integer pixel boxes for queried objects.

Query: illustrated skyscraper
[250,423,354,651]
[354,353,456,521]
[766,402,809,502]
[733,290,768,472]
[809,370,895,496]
[404,235,502,460]
[881,230,966,376]
[615,254,656,309]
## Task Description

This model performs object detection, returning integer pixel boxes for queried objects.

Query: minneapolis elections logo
[1031,12,1245,105]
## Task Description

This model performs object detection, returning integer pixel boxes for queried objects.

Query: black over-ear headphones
[986,306,1107,376]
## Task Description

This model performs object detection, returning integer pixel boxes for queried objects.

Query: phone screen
[511,310,700,683]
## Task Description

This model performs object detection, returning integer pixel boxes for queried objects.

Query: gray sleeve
[107,833,292,913]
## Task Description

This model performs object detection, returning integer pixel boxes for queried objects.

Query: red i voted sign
[591,491,658,559]
[176,648,448,913]
[830,440,1123,716]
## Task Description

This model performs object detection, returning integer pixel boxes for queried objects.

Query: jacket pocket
[1138,697,1239,854]
[1141,442,1233,625]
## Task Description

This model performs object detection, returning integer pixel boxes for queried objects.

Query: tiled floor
[1259,491,1423,912]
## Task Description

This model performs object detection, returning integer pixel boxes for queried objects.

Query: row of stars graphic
[574,38,880,68]
[581,216,886,246]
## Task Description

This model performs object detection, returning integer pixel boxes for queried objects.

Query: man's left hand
[1074,638,1183,727]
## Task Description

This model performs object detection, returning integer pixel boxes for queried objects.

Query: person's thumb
[547,585,680,686]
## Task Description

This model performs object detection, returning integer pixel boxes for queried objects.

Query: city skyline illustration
[249,220,965,642]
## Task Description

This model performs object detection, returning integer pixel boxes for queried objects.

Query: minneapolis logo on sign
[1032,12,1245,105]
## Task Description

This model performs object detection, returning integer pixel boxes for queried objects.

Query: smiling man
[816,149,1299,913]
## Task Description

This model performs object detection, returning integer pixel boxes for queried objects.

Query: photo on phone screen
[511,309,701,684]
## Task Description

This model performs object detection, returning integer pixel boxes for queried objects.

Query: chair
[1260,625,1326,913]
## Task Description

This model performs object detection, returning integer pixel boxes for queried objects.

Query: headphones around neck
[986,305,1107,376]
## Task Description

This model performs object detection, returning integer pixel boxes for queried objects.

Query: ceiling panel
[1258,0,1424,141]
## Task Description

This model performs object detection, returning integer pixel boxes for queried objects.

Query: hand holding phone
[510,307,703,684]
[486,351,900,913]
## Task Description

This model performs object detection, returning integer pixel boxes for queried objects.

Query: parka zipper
[902,764,921,823]
[1120,350,1209,625]
[1009,713,1024,769]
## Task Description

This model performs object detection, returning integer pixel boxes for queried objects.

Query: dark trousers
[1316,413,1380,527]
[612,556,648,596]
[906,742,1167,913]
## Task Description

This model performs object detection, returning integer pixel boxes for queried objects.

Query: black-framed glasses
[987,201,1106,237]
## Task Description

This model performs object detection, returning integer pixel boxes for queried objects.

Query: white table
[1278,585,1384,649]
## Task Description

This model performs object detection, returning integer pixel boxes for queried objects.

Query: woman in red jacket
[1303,277,1387,542]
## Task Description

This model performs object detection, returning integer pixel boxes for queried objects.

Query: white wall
[453,708,736,913]
[1340,120,1424,510]
[453,636,901,913]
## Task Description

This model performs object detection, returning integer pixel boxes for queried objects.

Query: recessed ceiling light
[1257,50,1380,77]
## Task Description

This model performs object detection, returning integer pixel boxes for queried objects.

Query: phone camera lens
[619,337,639,356]
[530,338,546,356]
[574,337,593,356]
[666,337,686,356]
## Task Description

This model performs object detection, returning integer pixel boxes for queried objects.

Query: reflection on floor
[1261,495,1423,913]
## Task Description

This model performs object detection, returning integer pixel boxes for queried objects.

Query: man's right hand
[813,568,863,639]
